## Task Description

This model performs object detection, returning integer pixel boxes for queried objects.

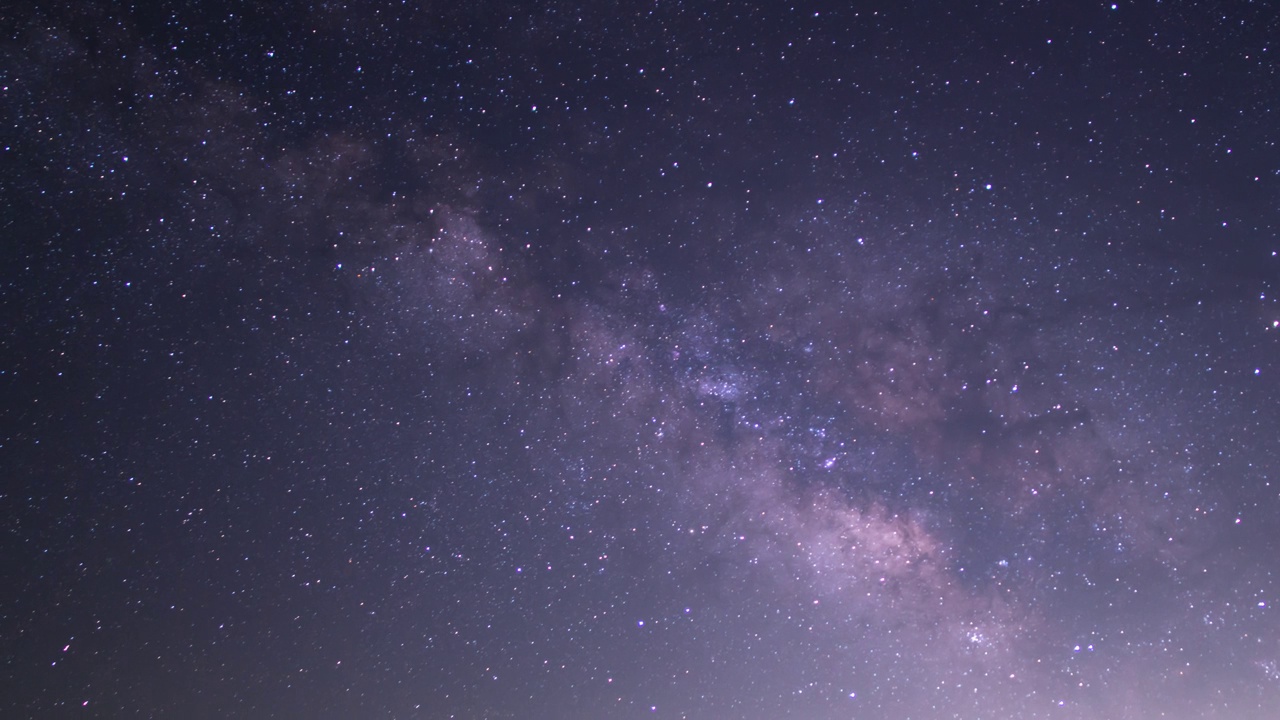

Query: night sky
[3,2,1279,718]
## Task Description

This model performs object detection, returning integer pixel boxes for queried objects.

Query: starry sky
[3,1,1279,718]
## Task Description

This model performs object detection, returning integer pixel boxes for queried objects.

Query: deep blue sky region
[2,2,1279,718]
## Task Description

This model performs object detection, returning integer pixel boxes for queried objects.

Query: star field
[2,2,1279,718]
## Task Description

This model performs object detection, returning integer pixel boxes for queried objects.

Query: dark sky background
[3,1,1279,718]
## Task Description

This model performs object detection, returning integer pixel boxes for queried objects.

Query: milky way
[3,2,1279,718]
